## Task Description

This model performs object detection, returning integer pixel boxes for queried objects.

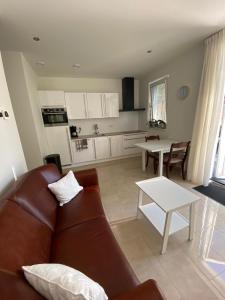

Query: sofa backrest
[1,164,61,230]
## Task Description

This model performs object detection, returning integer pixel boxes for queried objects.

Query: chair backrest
[145,135,160,142]
[168,141,191,162]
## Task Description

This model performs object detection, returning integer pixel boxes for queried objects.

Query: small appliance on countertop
[69,125,81,138]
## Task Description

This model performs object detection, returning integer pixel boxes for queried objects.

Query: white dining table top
[135,139,177,153]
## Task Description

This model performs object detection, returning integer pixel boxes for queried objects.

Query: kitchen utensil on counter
[70,126,81,138]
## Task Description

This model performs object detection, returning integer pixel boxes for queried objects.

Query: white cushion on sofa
[22,264,108,300]
[48,170,83,206]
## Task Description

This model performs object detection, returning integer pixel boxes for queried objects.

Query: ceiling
[0,0,225,78]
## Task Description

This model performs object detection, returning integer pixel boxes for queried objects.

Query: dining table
[135,139,177,176]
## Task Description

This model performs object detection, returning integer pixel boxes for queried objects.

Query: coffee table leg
[142,150,146,171]
[137,189,143,217]
[161,211,172,254]
[189,203,195,241]
[159,151,163,176]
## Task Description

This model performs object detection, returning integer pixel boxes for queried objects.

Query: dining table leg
[158,151,163,176]
[142,150,146,171]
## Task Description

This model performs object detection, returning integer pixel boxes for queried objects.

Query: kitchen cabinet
[110,135,123,157]
[94,137,110,160]
[45,126,72,165]
[86,93,103,119]
[72,139,95,163]
[65,92,87,119]
[103,93,119,118]
[39,90,65,107]
[123,133,146,155]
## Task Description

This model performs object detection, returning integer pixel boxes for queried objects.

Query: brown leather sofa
[0,164,165,300]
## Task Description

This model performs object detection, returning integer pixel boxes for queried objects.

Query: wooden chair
[154,141,190,179]
[145,135,160,172]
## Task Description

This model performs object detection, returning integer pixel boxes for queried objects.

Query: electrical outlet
[0,110,3,118]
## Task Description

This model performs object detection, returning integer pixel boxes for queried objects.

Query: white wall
[0,53,27,195]
[38,76,140,135]
[2,52,44,169]
[21,56,47,157]
[139,44,204,140]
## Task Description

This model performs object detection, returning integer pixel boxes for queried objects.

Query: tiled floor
[75,157,225,299]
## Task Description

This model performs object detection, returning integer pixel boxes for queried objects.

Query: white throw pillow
[22,264,108,300]
[48,170,83,206]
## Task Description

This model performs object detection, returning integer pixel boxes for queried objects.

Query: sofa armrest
[74,168,99,187]
[112,280,165,300]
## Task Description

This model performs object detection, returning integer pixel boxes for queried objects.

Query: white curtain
[188,29,225,186]
[151,82,167,122]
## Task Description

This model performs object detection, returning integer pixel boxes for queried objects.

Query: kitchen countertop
[71,130,148,140]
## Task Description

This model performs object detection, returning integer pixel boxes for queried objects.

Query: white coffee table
[136,177,200,254]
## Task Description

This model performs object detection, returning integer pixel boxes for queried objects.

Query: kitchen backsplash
[69,111,139,135]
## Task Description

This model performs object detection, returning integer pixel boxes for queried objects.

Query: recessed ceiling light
[36,60,45,66]
[147,50,152,54]
[72,64,81,69]
[33,36,40,42]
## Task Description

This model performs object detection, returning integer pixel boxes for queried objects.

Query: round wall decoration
[177,85,190,100]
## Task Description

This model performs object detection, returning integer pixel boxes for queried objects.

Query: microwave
[41,106,68,127]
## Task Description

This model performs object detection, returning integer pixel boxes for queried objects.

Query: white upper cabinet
[39,90,65,107]
[40,91,119,119]
[85,93,103,119]
[65,92,87,119]
[94,137,110,160]
[103,93,119,118]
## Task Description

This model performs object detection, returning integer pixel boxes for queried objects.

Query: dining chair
[145,135,160,172]
[154,141,191,179]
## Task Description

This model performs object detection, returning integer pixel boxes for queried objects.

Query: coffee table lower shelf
[139,203,189,236]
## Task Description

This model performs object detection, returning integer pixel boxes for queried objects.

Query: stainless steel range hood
[120,77,145,112]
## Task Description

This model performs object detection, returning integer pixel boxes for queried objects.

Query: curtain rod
[148,74,170,86]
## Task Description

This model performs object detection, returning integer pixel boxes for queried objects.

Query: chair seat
[164,157,183,164]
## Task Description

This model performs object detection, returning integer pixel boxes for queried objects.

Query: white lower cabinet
[72,139,96,163]
[110,135,124,157]
[45,126,72,166]
[94,137,110,160]
[123,133,146,155]
[68,132,147,166]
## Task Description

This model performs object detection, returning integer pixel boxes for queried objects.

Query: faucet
[94,124,100,135]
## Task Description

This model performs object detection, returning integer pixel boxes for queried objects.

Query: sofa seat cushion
[51,216,138,299]
[55,187,105,233]
[0,201,52,274]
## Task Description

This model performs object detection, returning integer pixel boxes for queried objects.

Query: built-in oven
[41,106,68,127]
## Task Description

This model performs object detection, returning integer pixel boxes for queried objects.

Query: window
[148,77,167,127]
